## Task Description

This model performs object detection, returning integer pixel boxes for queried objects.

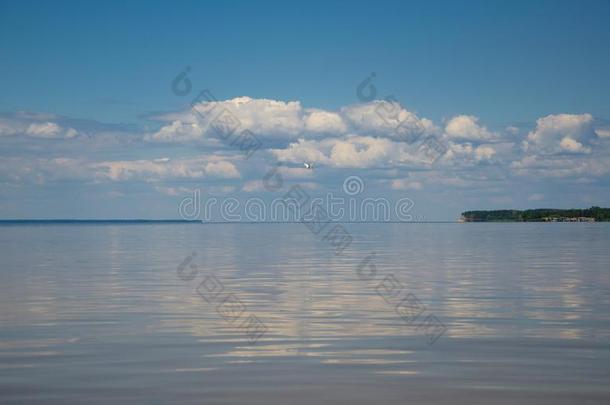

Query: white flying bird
[303,162,313,170]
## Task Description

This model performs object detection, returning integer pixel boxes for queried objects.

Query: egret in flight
[304,162,313,170]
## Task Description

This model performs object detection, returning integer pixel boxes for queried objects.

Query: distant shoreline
[0,219,200,224]
[460,206,610,222]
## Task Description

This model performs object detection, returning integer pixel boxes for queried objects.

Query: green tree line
[461,206,610,222]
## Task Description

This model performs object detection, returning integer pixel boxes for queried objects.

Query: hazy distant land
[461,206,610,222]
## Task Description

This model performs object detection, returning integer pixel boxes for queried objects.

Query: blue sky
[1,0,610,220]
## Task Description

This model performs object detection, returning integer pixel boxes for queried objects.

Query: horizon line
[0,219,460,224]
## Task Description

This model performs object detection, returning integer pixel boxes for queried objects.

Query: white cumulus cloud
[523,113,597,154]
[91,156,240,182]
[341,101,438,141]
[0,116,79,139]
[444,115,497,141]
[271,135,434,169]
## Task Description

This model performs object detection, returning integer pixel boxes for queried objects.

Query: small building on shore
[542,216,595,222]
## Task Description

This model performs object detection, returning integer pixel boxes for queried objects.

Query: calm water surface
[1,223,609,404]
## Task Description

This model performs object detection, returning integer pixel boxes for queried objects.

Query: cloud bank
[1,100,609,214]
